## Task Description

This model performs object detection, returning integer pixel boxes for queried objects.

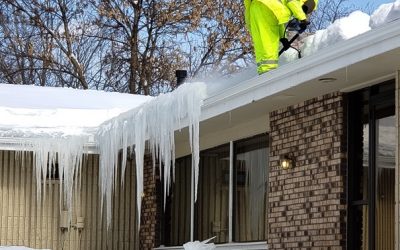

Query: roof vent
[318,77,337,83]
[176,70,188,86]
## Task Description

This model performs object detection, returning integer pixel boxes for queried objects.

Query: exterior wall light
[280,155,294,170]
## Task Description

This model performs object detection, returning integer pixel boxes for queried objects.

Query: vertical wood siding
[166,156,191,246]
[195,154,229,243]
[362,168,395,250]
[0,151,138,250]
[376,168,395,250]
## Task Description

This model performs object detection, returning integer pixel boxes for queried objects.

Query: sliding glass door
[348,81,395,250]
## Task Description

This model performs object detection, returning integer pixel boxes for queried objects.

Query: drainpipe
[175,70,187,86]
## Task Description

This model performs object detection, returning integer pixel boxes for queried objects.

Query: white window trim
[228,141,234,242]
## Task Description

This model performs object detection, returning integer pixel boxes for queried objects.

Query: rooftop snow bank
[0,84,152,137]
[370,0,400,28]
[301,11,371,57]
[279,1,400,64]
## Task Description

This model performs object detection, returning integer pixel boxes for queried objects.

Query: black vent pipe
[175,70,187,86]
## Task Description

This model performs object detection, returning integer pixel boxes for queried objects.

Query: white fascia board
[201,20,400,121]
[0,137,99,154]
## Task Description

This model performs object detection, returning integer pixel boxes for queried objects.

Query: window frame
[160,133,269,248]
[347,80,396,250]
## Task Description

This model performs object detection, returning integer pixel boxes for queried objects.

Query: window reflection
[234,135,268,242]
[194,144,230,243]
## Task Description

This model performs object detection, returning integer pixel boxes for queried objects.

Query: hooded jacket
[244,0,318,29]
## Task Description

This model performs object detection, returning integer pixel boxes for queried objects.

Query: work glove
[299,19,310,31]
[280,38,290,50]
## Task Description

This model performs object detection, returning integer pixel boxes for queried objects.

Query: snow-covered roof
[0,84,152,138]
[201,19,400,121]
[201,2,400,122]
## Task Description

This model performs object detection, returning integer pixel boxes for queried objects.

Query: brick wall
[140,155,162,249]
[268,92,347,249]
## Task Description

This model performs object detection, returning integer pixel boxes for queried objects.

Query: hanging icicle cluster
[17,82,207,229]
[96,82,206,228]
[19,136,87,227]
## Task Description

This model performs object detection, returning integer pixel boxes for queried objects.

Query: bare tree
[184,0,252,77]
[0,0,354,95]
[309,0,354,31]
[91,0,250,95]
[0,0,104,89]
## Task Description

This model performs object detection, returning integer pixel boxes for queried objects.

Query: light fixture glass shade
[280,158,292,170]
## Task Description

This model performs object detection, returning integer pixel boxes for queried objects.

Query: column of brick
[139,155,162,249]
[268,92,347,249]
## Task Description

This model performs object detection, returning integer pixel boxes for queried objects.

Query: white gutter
[201,20,400,121]
[0,137,99,154]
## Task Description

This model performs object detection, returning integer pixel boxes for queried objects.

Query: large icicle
[19,136,87,227]
[96,82,207,228]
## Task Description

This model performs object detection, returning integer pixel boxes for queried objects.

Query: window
[163,134,268,246]
[234,136,268,241]
[195,144,230,243]
[164,156,192,246]
[348,81,395,250]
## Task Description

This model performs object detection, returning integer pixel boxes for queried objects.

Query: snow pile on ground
[370,0,400,28]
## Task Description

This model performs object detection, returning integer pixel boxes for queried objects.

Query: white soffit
[201,19,400,122]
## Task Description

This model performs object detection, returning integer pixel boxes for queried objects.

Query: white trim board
[154,241,268,250]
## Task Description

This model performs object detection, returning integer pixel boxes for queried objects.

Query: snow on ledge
[0,84,152,137]
[155,241,268,250]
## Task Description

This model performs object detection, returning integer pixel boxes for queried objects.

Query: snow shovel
[279,19,307,58]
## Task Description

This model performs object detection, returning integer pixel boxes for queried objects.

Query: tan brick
[268,92,346,250]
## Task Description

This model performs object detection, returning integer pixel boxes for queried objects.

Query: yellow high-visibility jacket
[244,0,317,74]
[245,0,316,29]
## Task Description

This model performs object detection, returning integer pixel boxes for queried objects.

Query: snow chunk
[370,0,400,28]
[183,237,216,250]
[302,11,371,57]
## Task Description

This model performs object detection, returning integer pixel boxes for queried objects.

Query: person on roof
[244,0,318,75]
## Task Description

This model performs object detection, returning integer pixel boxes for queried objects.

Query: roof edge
[201,20,400,121]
